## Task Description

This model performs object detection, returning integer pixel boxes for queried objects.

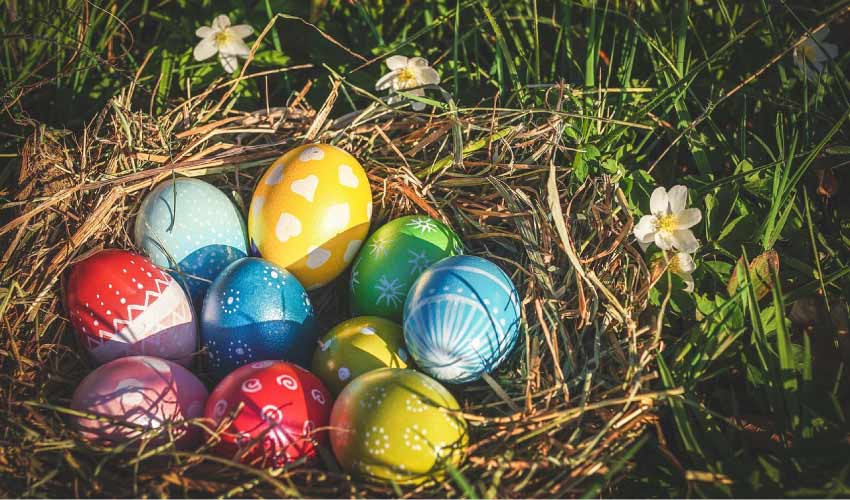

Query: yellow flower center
[214,31,230,46]
[668,255,683,274]
[657,214,677,233]
[397,68,418,89]
[800,43,817,62]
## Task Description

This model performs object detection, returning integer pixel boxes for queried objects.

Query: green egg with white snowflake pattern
[350,215,463,320]
[330,368,468,484]
[311,316,409,395]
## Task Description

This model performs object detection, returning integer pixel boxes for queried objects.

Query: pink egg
[70,356,208,448]
[64,249,198,366]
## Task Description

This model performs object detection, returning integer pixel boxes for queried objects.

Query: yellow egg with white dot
[248,144,373,289]
[311,316,409,395]
[330,368,468,484]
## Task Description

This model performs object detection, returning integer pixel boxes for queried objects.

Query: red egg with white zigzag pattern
[65,249,198,366]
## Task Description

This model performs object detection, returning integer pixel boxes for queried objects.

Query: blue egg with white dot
[403,255,521,384]
[200,257,317,379]
[134,177,248,308]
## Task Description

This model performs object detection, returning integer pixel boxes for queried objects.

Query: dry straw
[1,55,671,496]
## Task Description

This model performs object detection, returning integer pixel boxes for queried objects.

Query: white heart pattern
[265,164,284,185]
[366,203,373,220]
[306,246,331,269]
[338,164,359,188]
[290,175,319,202]
[299,146,324,162]
[276,213,302,242]
[343,239,362,263]
[326,203,350,233]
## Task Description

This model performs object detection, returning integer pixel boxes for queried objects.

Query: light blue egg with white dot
[134,177,248,308]
[403,255,521,384]
[200,257,317,380]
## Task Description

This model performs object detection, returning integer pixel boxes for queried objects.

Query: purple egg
[71,356,208,448]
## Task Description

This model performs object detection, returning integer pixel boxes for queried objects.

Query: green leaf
[252,50,291,67]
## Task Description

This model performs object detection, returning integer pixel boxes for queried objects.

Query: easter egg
[350,215,463,320]
[71,355,208,447]
[403,255,521,383]
[311,316,409,395]
[248,144,372,290]
[64,249,197,366]
[134,177,248,307]
[205,361,332,466]
[200,257,316,379]
[330,368,467,484]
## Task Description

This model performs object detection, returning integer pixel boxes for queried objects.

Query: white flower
[375,55,441,111]
[193,15,254,73]
[668,251,697,293]
[793,27,838,81]
[633,185,702,252]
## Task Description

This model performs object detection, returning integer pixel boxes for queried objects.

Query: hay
[0,74,669,497]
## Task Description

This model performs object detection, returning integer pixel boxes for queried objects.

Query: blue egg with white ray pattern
[200,257,317,380]
[403,255,521,384]
[134,177,248,309]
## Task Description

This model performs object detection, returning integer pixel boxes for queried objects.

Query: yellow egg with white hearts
[249,144,373,289]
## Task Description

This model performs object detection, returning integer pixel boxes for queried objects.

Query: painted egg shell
[330,368,467,484]
[200,257,317,379]
[311,316,409,395]
[350,215,463,321]
[71,355,208,447]
[403,255,521,383]
[134,177,248,307]
[248,144,372,290]
[205,361,332,466]
[64,249,197,366]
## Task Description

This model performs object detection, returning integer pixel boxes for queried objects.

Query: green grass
[3,0,850,496]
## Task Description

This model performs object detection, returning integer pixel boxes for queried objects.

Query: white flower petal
[219,37,250,57]
[375,70,399,91]
[654,231,677,251]
[649,186,669,216]
[808,60,824,75]
[219,53,239,73]
[676,252,696,273]
[193,37,219,61]
[678,271,695,293]
[633,215,658,244]
[228,24,254,38]
[823,42,839,60]
[385,55,409,71]
[414,66,441,86]
[674,208,702,229]
[670,229,699,252]
[411,100,427,111]
[408,57,430,68]
[196,26,215,38]
[667,185,689,213]
[213,15,231,30]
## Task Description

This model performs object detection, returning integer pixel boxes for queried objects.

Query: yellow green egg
[311,316,408,395]
[330,368,468,484]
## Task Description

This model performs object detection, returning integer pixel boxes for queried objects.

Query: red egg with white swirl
[204,361,332,466]
[64,249,197,365]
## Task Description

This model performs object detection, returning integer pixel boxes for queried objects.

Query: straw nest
[0,76,671,497]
